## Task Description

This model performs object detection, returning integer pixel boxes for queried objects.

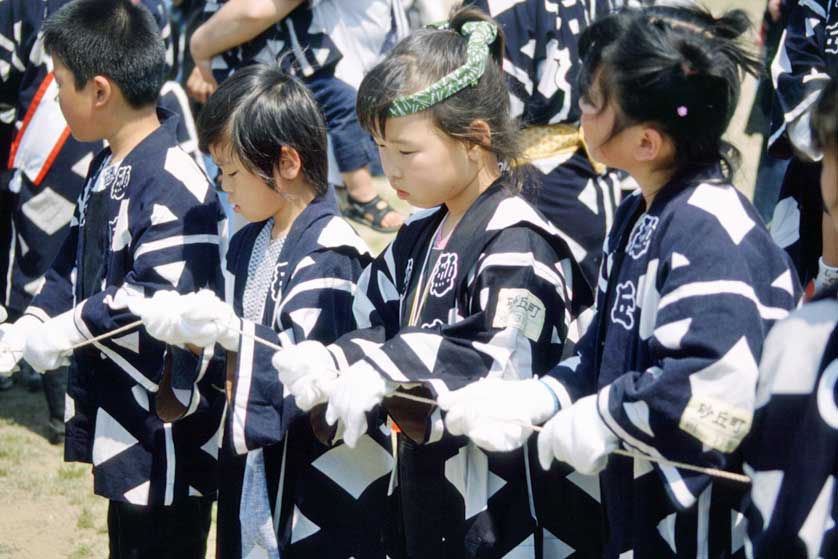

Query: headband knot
[388,21,498,118]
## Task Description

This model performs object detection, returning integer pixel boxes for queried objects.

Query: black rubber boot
[42,366,68,445]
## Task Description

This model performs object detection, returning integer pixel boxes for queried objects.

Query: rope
[236,326,751,484]
[2,317,751,484]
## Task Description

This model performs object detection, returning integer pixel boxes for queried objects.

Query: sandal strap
[344,193,399,231]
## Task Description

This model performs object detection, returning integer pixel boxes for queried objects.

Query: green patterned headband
[388,20,498,118]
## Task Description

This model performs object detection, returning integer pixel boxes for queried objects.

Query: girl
[129,65,391,559]
[440,5,802,558]
[272,6,592,558]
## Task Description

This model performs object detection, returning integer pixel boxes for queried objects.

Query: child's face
[579,73,637,172]
[210,144,285,223]
[52,58,100,142]
[373,112,476,209]
[823,148,838,230]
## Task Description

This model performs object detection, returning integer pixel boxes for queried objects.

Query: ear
[91,75,113,109]
[276,146,302,181]
[634,126,667,163]
[466,119,492,161]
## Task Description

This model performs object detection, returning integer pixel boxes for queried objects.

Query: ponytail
[578,5,761,180]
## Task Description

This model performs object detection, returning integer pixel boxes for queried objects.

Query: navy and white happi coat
[467,0,621,287]
[768,0,838,284]
[218,192,391,559]
[741,284,838,558]
[323,175,594,558]
[543,166,801,558]
[23,113,228,506]
[0,0,202,314]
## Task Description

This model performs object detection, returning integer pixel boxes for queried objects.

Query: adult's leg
[305,71,404,230]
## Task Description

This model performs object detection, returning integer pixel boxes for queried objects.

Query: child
[742,78,838,558]
[0,0,204,443]
[439,5,802,557]
[272,6,592,558]
[129,64,392,559]
[0,1,226,557]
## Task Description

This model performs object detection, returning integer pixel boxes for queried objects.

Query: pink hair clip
[677,106,689,117]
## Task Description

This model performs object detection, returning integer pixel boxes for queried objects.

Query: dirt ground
[0,1,768,557]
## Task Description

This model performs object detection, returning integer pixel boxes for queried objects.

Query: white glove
[272,340,339,411]
[128,289,240,350]
[0,315,42,376]
[537,394,619,474]
[438,378,559,452]
[814,257,838,293]
[23,309,85,373]
[324,360,395,448]
[0,305,7,324]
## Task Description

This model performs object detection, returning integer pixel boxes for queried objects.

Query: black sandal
[342,193,402,233]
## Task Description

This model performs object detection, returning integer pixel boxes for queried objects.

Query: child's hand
[22,310,83,373]
[324,361,395,448]
[128,289,240,350]
[0,315,42,375]
[536,395,618,474]
[272,341,338,411]
[438,378,559,453]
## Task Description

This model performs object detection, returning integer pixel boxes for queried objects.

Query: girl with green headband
[269,4,593,558]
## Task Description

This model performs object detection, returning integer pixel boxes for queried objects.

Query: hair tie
[388,21,498,118]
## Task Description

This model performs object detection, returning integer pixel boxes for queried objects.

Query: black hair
[197,64,329,197]
[42,0,166,109]
[812,77,838,153]
[356,4,524,188]
[578,5,761,179]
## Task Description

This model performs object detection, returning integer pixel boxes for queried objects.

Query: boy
[742,78,838,557]
[0,0,203,442]
[0,1,226,556]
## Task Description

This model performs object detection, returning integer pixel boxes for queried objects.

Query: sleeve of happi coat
[0,0,30,99]
[329,227,571,394]
[320,237,410,370]
[770,0,831,157]
[229,249,366,454]
[596,205,799,510]
[73,166,223,390]
[24,195,83,321]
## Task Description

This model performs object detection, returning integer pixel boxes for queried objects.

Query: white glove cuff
[300,340,338,371]
[15,313,44,335]
[53,308,87,348]
[217,316,242,352]
[582,394,616,445]
[816,257,838,291]
[526,378,561,424]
